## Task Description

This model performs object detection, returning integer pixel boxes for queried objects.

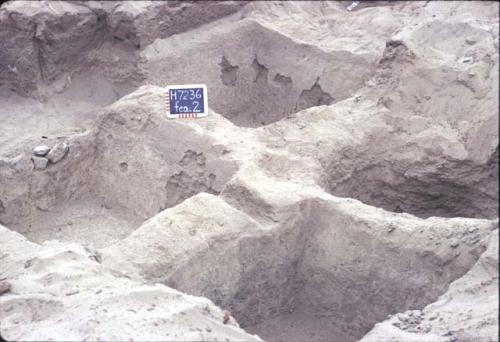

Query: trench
[214,54,335,127]
[0,117,239,249]
[152,196,489,342]
[141,19,376,129]
[0,143,491,342]
[324,147,499,220]
[0,2,497,341]
[0,80,494,340]
[0,168,236,249]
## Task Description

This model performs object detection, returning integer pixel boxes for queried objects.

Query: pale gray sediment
[0,1,498,341]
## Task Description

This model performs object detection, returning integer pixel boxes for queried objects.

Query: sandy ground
[19,197,142,249]
[245,310,353,342]
[0,72,132,155]
[0,1,498,341]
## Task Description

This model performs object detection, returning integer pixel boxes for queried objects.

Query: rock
[427,312,439,320]
[397,313,409,322]
[411,310,422,317]
[420,322,432,333]
[31,156,48,170]
[33,145,50,156]
[449,240,460,248]
[46,141,69,164]
[0,281,11,295]
[468,227,478,233]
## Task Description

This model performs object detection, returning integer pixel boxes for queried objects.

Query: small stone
[0,281,11,295]
[47,141,69,164]
[465,39,477,45]
[33,145,50,156]
[387,224,396,233]
[32,156,48,170]
[412,311,420,318]
[468,227,478,233]
[420,323,432,333]
[427,312,439,321]
[449,239,460,248]
[397,313,409,322]
[412,310,422,317]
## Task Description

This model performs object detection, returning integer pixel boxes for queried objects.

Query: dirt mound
[0,224,260,341]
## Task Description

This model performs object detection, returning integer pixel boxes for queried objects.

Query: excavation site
[0,1,498,341]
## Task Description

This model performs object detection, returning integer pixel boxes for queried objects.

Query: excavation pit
[1,154,236,250]
[12,197,142,249]
[0,96,239,249]
[123,196,492,342]
[143,19,376,128]
[324,147,499,220]
[0,1,498,341]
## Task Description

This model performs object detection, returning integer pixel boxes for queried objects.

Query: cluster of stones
[31,141,69,170]
[392,310,428,333]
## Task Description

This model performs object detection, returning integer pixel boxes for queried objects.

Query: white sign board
[165,84,208,119]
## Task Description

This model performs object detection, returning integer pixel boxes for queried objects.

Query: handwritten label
[165,84,208,118]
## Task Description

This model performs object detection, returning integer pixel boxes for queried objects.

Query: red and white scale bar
[165,92,170,114]
[165,92,198,118]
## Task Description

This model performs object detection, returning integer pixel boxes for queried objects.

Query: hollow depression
[142,18,376,127]
[0,90,238,248]
[0,1,498,341]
